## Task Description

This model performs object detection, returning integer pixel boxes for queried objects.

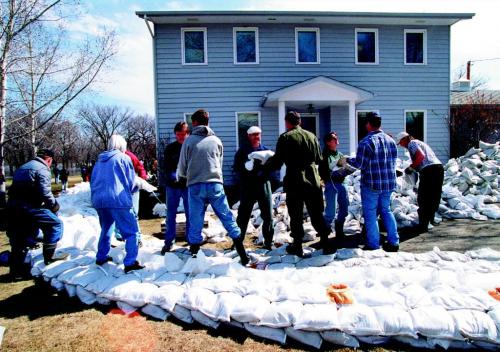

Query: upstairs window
[295,28,320,64]
[233,27,259,64]
[405,110,426,141]
[181,28,207,65]
[236,112,260,148]
[355,28,378,64]
[405,29,427,65]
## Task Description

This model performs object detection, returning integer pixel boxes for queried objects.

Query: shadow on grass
[0,277,91,321]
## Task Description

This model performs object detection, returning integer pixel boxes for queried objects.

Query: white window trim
[356,110,380,142]
[300,113,320,136]
[233,27,259,65]
[183,113,192,123]
[355,28,379,65]
[295,27,320,65]
[404,109,427,142]
[181,27,208,65]
[235,111,261,149]
[404,29,427,65]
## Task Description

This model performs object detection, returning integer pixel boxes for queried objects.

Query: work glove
[404,167,414,175]
[51,201,60,214]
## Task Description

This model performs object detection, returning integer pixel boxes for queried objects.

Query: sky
[72,0,500,115]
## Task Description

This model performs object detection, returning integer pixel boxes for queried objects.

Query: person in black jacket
[233,126,274,249]
[161,121,190,255]
[7,149,66,279]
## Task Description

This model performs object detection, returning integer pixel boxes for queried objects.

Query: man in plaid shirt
[345,112,399,251]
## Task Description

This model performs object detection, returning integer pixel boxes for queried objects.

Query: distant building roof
[136,11,473,26]
[451,90,500,105]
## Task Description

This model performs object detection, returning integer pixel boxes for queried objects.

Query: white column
[349,100,356,155]
[278,100,286,134]
[278,100,286,181]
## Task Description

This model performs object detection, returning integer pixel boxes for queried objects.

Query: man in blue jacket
[7,149,65,279]
[91,135,144,273]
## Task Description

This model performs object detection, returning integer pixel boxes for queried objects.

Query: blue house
[135,11,473,184]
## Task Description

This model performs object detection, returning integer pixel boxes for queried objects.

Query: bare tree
[0,0,116,205]
[78,104,133,153]
[449,91,500,157]
[453,62,489,90]
[122,113,156,166]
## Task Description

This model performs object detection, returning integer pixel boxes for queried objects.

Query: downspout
[143,15,160,177]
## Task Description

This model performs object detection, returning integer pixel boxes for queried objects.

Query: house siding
[154,23,451,184]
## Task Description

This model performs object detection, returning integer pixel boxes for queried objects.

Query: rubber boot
[320,232,337,255]
[189,243,200,258]
[233,237,249,266]
[334,220,345,240]
[43,243,68,265]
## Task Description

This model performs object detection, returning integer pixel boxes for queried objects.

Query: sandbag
[293,303,341,331]
[230,294,270,323]
[141,304,169,321]
[285,328,323,349]
[373,306,416,337]
[410,306,461,339]
[258,301,303,328]
[244,323,287,345]
[450,309,498,342]
[337,304,382,336]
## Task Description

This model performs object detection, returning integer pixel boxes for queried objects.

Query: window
[356,110,379,142]
[405,29,426,65]
[183,113,193,131]
[405,110,426,141]
[355,28,378,64]
[295,28,320,64]
[236,112,260,148]
[181,28,207,65]
[233,27,259,64]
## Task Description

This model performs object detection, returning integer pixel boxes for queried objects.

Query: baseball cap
[247,126,262,134]
[394,132,410,144]
[37,148,55,158]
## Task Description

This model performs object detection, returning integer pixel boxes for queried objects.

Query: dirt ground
[0,209,498,351]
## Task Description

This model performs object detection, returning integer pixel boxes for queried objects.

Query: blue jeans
[96,208,140,266]
[361,186,399,249]
[165,186,190,247]
[323,181,349,226]
[115,191,142,241]
[187,182,241,245]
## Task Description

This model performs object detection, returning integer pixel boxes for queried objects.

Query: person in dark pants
[233,126,274,249]
[395,132,444,234]
[7,149,66,280]
[318,132,351,239]
[60,167,69,192]
[266,111,336,257]
[162,121,190,255]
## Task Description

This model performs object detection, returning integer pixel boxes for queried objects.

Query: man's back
[178,125,224,186]
[270,126,322,190]
[357,130,397,191]
[8,158,53,208]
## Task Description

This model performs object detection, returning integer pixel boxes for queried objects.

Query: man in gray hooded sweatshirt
[177,109,249,265]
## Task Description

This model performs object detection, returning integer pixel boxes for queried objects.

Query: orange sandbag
[488,287,500,301]
[326,283,355,305]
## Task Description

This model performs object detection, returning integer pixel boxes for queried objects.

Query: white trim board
[233,27,260,65]
[355,28,379,65]
[295,27,320,64]
[181,27,208,65]
[404,28,427,65]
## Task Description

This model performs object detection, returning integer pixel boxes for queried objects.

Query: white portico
[262,76,374,154]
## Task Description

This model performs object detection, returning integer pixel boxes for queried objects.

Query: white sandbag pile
[440,141,500,220]
[28,228,500,351]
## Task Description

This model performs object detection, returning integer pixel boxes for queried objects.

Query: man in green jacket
[267,111,336,257]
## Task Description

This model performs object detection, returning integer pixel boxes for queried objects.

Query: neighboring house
[136,11,473,184]
[450,81,500,157]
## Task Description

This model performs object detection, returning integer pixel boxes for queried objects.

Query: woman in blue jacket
[90,135,144,273]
